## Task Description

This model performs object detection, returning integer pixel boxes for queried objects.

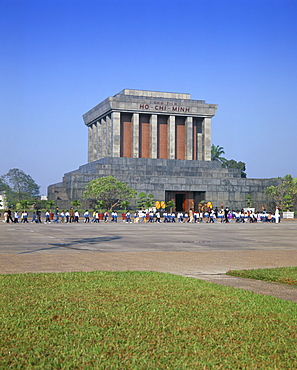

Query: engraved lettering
[140,102,189,113]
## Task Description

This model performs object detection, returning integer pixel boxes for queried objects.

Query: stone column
[112,111,121,157]
[93,122,98,161]
[106,115,111,157]
[185,116,193,160]
[202,117,211,161]
[150,114,157,159]
[168,115,175,159]
[101,116,107,158]
[132,113,139,158]
[197,133,203,160]
[88,125,93,163]
[96,120,102,160]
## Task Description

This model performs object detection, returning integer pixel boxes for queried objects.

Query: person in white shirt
[83,210,89,223]
[74,210,79,222]
[14,211,19,223]
[60,211,65,223]
[65,210,70,223]
[156,211,161,223]
[275,207,280,223]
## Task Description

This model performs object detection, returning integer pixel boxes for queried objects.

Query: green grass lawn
[227,267,297,286]
[1,271,296,369]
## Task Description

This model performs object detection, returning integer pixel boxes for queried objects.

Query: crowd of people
[129,207,281,223]
[2,206,281,224]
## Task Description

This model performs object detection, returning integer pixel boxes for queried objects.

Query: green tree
[211,145,226,163]
[282,194,293,211]
[46,200,55,210]
[144,194,155,210]
[245,194,253,208]
[137,192,147,209]
[32,199,48,210]
[120,200,130,212]
[222,159,247,178]
[1,168,40,201]
[211,145,247,178]
[71,200,82,208]
[166,200,176,213]
[265,174,297,211]
[18,200,30,210]
[0,178,10,193]
[83,176,136,211]
[137,192,155,210]
[96,200,106,212]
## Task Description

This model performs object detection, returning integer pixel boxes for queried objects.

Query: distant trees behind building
[211,144,246,178]
[0,168,40,208]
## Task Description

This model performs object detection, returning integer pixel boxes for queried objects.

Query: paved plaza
[1,220,297,302]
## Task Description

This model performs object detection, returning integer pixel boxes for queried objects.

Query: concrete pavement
[1,220,296,302]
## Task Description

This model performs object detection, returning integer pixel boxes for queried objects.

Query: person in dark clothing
[53,207,59,223]
[36,210,42,223]
[6,208,14,223]
[224,207,229,223]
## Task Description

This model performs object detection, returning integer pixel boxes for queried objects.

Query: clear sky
[1,0,296,195]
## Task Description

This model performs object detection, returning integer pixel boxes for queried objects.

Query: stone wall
[48,157,281,211]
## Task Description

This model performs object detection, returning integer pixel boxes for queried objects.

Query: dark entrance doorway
[175,193,185,212]
[165,190,207,212]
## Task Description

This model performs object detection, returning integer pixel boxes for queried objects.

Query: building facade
[85,89,217,163]
[0,194,7,209]
[48,89,280,211]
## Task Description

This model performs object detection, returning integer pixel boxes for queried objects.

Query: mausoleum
[48,89,280,211]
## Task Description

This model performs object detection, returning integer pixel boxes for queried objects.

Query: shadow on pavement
[19,236,122,253]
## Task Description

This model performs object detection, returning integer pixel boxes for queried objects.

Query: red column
[120,113,133,157]
[175,117,185,160]
[157,116,168,159]
[139,114,150,158]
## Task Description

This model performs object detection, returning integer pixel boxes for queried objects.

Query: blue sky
[1,0,296,195]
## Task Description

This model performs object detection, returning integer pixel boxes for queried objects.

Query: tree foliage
[265,174,297,211]
[0,178,10,193]
[96,200,106,211]
[1,168,40,201]
[120,200,130,211]
[166,200,176,212]
[32,199,48,210]
[211,144,247,178]
[137,192,155,210]
[282,194,293,212]
[83,176,136,210]
[245,194,253,208]
[71,200,82,208]
[211,145,226,163]
[18,200,30,210]
[222,159,247,178]
[46,200,56,210]
[1,168,40,206]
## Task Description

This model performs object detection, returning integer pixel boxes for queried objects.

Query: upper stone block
[117,89,191,100]
[83,89,218,126]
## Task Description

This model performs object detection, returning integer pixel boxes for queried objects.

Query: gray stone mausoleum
[48,89,280,210]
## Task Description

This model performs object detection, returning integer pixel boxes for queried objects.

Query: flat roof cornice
[83,89,218,125]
